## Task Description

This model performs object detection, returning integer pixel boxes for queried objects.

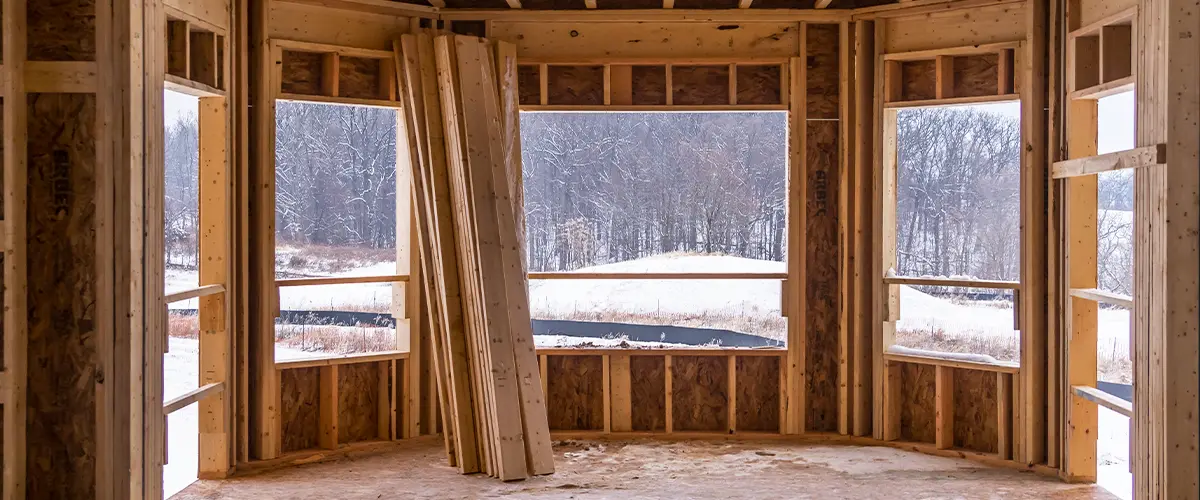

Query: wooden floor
[176,437,1118,499]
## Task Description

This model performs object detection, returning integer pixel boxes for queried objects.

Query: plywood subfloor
[176,437,1116,499]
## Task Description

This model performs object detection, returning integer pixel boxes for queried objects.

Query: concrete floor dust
[175,437,1117,499]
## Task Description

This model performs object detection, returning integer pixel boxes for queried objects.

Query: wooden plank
[275,274,408,287]
[883,93,1020,109]
[377,361,391,440]
[1068,75,1135,100]
[24,61,99,93]
[1072,386,1132,418]
[934,55,953,99]
[728,354,738,432]
[321,52,340,97]
[871,20,889,441]
[665,355,674,433]
[1051,144,1166,178]
[882,361,901,441]
[319,365,339,450]
[197,95,230,478]
[275,351,409,370]
[603,355,612,433]
[786,51,806,436]
[609,64,633,106]
[190,31,220,88]
[882,275,1021,290]
[1064,97,1098,481]
[851,20,874,438]
[882,353,1020,374]
[164,73,226,98]
[168,19,191,78]
[610,355,633,432]
[163,283,226,303]
[164,382,226,415]
[1068,288,1133,309]
[881,41,1024,62]
[997,372,1012,459]
[934,366,953,449]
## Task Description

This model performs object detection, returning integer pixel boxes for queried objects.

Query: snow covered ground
[164,252,1133,499]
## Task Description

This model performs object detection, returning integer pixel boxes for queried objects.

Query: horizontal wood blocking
[528,272,788,280]
[1051,144,1166,179]
[278,41,398,104]
[276,351,410,370]
[1072,386,1132,417]
[275,275,410,287]
[1068,7,1136,92]
[166,17,227,91]
[163,284,226,304]
[882,43,1018,105]
[883,352,1020,374]
[519,61,785,109]
[881,275,1021,290]
[24,62,98,93]
[1068,288,1133,309]
[1068,75,1134,100]
[164,382,226,415]
[882,94,1020,110]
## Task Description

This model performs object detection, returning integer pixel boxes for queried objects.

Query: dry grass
[275,323,395,354]
[276,243,395,276]
[168,312,199,339]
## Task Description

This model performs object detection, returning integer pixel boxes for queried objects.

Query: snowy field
[163,252,1133,499]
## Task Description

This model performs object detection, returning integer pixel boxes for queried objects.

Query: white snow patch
[535,334,692,349]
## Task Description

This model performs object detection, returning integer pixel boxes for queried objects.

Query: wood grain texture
[899,362,937,444]
[672,65,731,106]
[25,93,96,498]
[280,50,325,96]
[806,24,840,119]
[736,356,781,432]
[953,368,999,453]
[631,65,668,106]
[338,56,382,101]
[736,64,782,105]
[630,355,666,431]
[280,367,321,453]
[338,362,381,444]
[952,54,999,98]
[517,65,542,105]
[805,120,840,433]
[671,356,729,432]
[27,0,95,61]
[547,65,605,106]
[900,60,936,102]
[546,355,604,431]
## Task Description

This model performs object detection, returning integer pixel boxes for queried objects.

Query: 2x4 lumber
[1067,75,1134,101]
[814,0,833,7]
[585,0,597,7]
[934,366,954,449]
[378,361,393,440]
[1051,144,1167,179]
[881,275,1021,290]
[1068,288,1133,309]
[997,49,1014,94]
[273,39,395,61]
[197,95,231,477]
[1019,0,1050,465]
[275,350,408,370]
[506,0,522,7]
[870,20,889,441]
[163,284,226,304]
[276,93,403,109]
[495,40,555,476]
[609,65,633,106]
[322,53,340,97]
[882,93,1021,109]
[407,33,481,473]
[728,355,737,433]
[319,365,339,449]
[934,55,953,99]
[163,382,226,415]
[610,356,633,432]
[838,21,853,437]
[851,19,874,438]
[603,356,612,433]
[881,361,901,441]
[164,74,226,98]
[785,51,806,435]
[1071,386,1132,418]
[881,41,1024,62]
[275,274,408,287]
[665,355,674,433]
[881,352,1019,374]
[997,373,1012,459]
[737,0,753,7]
[1163,0,1200,494]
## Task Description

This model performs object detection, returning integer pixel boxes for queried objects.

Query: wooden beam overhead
[663,0,675,8]
[585,0,598,7]
[815,0,834,7]
[738,0,754,8]
[506,0,522,8]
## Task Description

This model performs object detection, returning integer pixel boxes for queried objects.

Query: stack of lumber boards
[393,33,554,481]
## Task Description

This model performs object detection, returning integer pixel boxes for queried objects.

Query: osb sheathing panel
[280,50,325,96]
[805,121,840,432]
[736,65,782,106]
[806,24,840,119]
[547,66,605,106]
[672,356,729,432]
[952,54,1000,98]
[631,66,668,106]
[28,0,96,61]
[672,65,730,106]
[900,60,937,102]
[338,362,381,443]
[338,56,383,100]
[26,93,97,498]
[899,363,937,444]
[884,4,1026,53]
[517,65,542,105]
[953,368,999,453]
[1078,0,1137,28]
[269,2,410,50]
[736,356,781,432]
[546,355,604,431]
[280,367,321,452]
[630,356,666,431]
[490,22,800,59]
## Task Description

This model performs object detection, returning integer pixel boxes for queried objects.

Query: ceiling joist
[506,0,522,7]
[815,0,834,7]
[738,0,753,8]
[585,0,598,7]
